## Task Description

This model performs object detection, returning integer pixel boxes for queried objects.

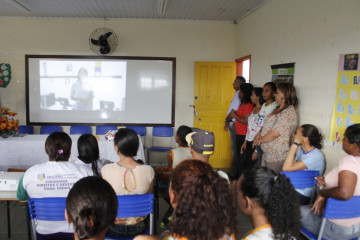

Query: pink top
[325,155,360,226]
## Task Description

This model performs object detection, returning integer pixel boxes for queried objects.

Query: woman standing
[229,83,254,180]
[254,83,298,174]
[240,87,265,171]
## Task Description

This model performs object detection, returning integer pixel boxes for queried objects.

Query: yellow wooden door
[194,62,236,168]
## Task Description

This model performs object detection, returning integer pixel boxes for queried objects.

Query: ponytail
[240,167,300,240]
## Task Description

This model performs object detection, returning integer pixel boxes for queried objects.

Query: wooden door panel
[194,62,236,168]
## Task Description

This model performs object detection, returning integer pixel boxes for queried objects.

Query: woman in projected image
[70,68,94,110]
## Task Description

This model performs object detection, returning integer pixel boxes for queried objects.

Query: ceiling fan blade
[104,32,113,39]
[91,38,100,46]
[100,45,111,54]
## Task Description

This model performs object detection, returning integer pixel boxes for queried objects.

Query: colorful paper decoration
[0,64,11,88]
[330,53,360,145]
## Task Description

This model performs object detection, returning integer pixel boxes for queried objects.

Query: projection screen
[26,55,176,126]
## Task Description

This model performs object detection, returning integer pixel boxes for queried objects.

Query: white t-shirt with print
[21,161,93,234]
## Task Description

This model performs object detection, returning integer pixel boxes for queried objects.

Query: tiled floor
[0,195,308,240]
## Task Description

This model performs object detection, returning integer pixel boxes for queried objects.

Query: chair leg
[317,219,327,240]
[7,201,11,238]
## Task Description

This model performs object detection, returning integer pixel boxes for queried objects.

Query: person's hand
[240,142,246,154]
[252,151,258,161]
[294,130,303,145]
[315,176,325,187]
[253,134,261,146]
[229,110,236,119]
[224,122,229,131]
[311,195,326,215]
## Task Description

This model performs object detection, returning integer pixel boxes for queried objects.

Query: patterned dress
[260,105,297,173]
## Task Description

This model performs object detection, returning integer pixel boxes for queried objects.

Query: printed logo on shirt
[37,174,45,181]
[258,114,266,127]
[36,174,78,191]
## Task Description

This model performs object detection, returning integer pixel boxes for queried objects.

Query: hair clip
[58,149,64,154]
[274,176,278,182]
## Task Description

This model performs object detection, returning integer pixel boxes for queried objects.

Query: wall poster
[330,53,360,145]
[271,63,295,84]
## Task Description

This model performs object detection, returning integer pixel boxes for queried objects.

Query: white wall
[0,18,236,134]
[235,0,360,171]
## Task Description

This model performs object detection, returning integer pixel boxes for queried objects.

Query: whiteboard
[26,55,175,126]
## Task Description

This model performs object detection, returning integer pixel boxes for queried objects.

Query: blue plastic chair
[96,125,117,135]
[301,196,360,240]
[28,197,67,240]
[70,126,91,135]
[17,125,34,134]
[281,170,319,204]
[148,127,173,166]
[106,194,154,239]
[40,125,62,135]
[281,170,319,189]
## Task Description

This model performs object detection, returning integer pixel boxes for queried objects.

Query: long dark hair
[253,87,265,105]
[240,83,254,104]
[301,124,322,149]
[239,167,300,240]
[114,128,139,157]
[66,176,118,240]
[169,160,237,239]
[77,134,100,176]
[45,132,72,161]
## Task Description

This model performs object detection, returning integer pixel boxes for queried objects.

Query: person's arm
[167,150,173,167]
[319,170,357,200]
[282,145,307,171]
[16,175,29,201]
[258,129,280,144]
[147,178,154,193]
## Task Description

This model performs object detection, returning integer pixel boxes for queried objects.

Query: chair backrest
[116,194,154,235]
[152,126,173,137]
[28,197,67,240]
[324,196,360,219]
[126,126,146,136]
[40,125,62,135]
[18,125,34,134]
[314,196,360,240]
[70,126,91,135]
[96,125,117,135]
[281,170,319,189]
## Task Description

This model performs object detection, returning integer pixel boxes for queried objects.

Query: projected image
[39,60,126,111]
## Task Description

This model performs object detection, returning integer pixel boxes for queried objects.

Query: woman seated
[301,124,360,240]
[66,176,118,240]
[17,132,93,240]
[136,160,237,240]
[101,128,155,237]
[74,133,112,176]
[237,166,300,240]
[282,124,325,205]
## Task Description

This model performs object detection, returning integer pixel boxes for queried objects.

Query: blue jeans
[301,205,360,240]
